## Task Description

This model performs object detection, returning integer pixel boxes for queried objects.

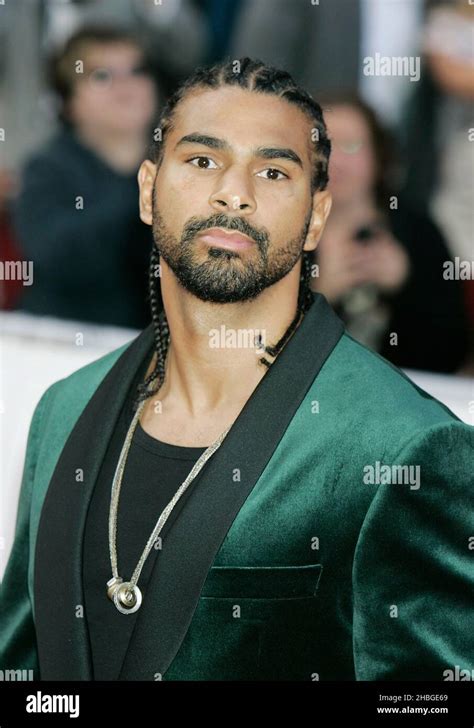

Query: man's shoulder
[38,338,135,419]
[310,334,472,509]
[319,332,464,431]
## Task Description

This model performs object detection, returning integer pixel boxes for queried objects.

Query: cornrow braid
[134,244,168,409]
[133,57,330,411]
[258,249,314,367]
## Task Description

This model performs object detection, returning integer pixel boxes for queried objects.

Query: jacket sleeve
[352,420,474,680]
[0,384,56,680]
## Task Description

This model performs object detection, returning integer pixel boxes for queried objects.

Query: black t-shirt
[83,351,208,680]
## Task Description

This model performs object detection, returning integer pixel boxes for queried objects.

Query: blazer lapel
[34,321,155,680]
[34,292,344,680]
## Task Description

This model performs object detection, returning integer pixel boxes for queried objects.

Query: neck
[75,125,147,174]
[152,262,305,418]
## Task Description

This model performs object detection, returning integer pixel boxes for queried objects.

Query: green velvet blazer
[1,293,473,681]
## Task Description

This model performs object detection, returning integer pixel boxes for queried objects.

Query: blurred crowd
[0,0,473,373]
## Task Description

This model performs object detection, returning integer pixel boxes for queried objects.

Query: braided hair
[134,57,331,411]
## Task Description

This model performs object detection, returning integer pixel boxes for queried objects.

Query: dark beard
[151,193,312,304]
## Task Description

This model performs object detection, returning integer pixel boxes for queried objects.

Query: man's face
[140,86,331,304]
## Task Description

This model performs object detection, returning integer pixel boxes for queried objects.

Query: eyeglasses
[86,64,153,86]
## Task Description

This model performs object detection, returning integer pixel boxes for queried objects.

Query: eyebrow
[175,133,304,169]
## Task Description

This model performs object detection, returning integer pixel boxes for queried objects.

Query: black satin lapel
[34,323,155,680]
[118,293,345,680]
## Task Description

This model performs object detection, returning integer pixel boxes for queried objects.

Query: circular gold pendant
[113,582,142,614]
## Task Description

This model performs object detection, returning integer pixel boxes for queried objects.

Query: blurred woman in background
[311,96,470,373]
[13,25,160,328]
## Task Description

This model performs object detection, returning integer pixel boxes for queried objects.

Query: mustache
[181,213,270,250]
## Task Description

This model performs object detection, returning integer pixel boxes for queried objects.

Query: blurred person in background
[404,0,473,261]
[1,0,212,174]
[42,0,210,96]
[12,25,159,329]
[401,0,474,365]
[311,96,470,374]
[423,0,474,349]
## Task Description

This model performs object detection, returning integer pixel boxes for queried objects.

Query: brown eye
[257,168,288,181]
[188,156,218,170]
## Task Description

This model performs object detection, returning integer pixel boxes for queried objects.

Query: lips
[198,227,255,251]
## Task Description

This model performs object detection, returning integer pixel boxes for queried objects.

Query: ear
[303,189,332,253]
[138,159,157,226]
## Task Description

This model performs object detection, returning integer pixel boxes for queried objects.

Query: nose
[209,167,257,215]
